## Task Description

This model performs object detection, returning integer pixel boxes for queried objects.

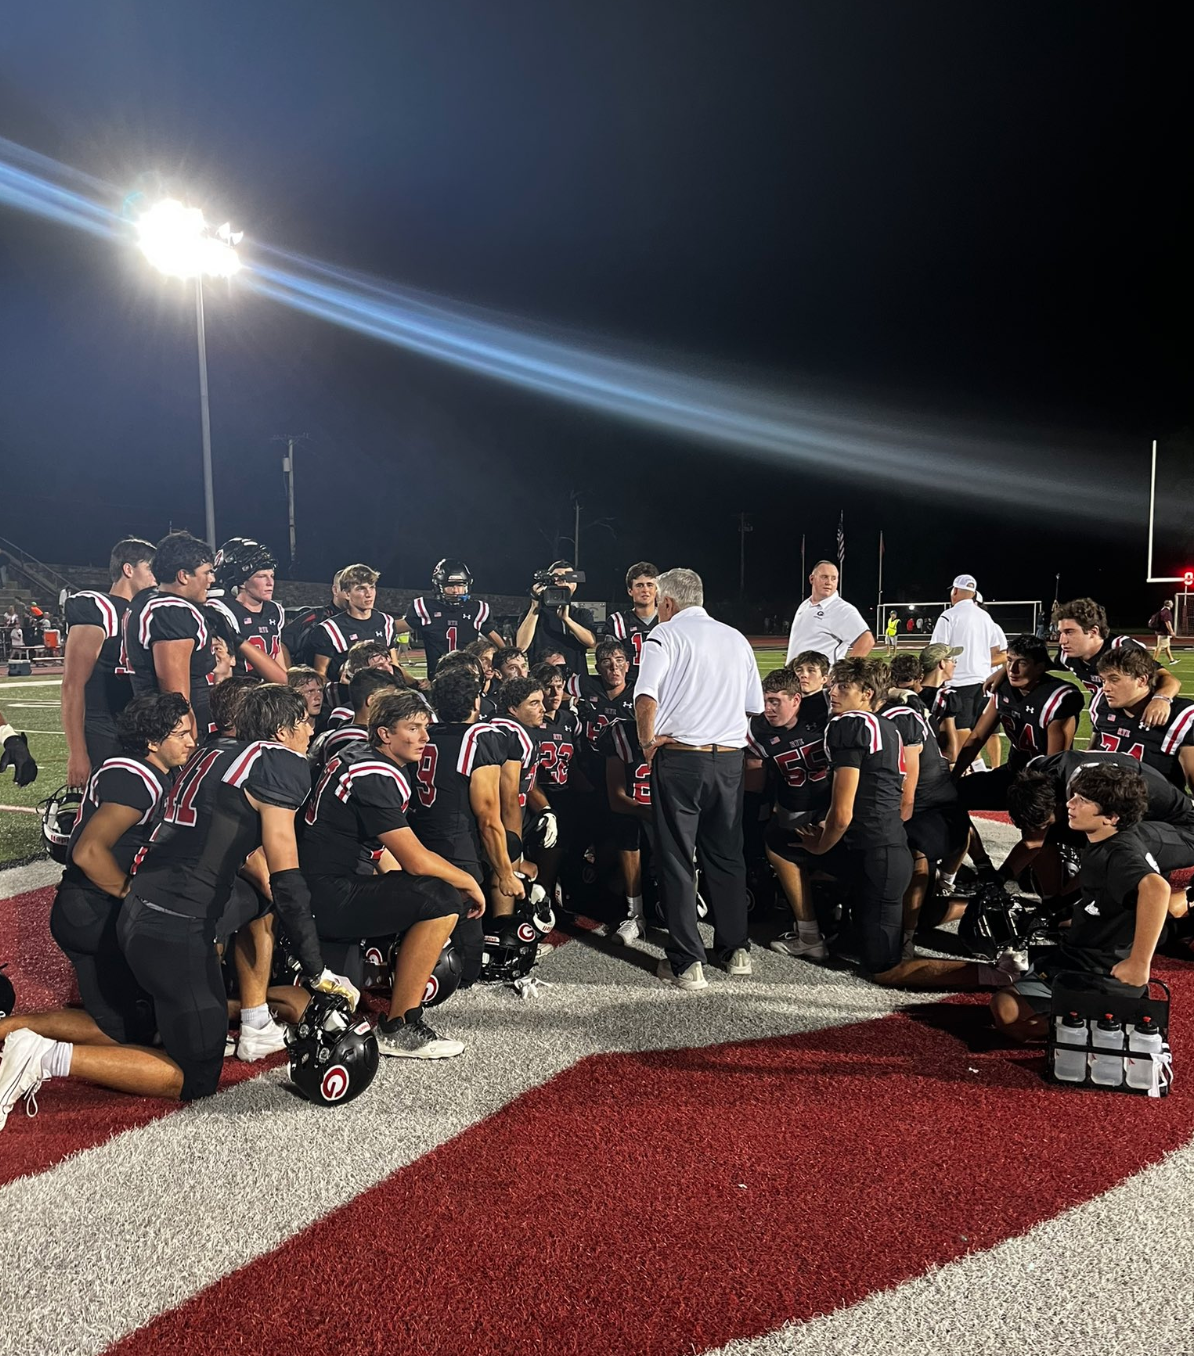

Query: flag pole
[800,533,806,600]
[877,530,884,636]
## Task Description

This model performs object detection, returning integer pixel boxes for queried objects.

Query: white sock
[797,919,822,943]
[43,1041,73,1079]
[939,870,957,888]
[625,895,644,918]
[241,1004,271,1030]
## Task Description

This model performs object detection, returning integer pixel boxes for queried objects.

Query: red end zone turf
[109,965,1193,1356]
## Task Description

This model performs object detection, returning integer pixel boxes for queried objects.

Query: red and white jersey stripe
[831,709,883,752]
[412,597,432,626]
[71,590,120,638]
[139,595,208,649]
[458,721,501,776]
[87,758,167,824]
[491,716,537,770]
[321,618,349,652]
[1161,703,1194,755]
[333,759,411,811]
[1036,684,1072,729]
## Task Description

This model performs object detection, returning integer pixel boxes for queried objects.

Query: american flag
[836,511,845,586]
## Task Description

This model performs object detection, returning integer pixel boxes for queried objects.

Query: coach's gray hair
[656,567,703,611]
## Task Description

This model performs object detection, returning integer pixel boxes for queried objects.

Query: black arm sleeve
[270,868,325,976]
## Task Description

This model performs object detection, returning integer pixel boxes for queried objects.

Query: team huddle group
[0,533,1191,1121]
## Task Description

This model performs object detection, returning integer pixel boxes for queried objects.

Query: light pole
[136,200,242,549]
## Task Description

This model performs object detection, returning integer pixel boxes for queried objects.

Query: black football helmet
[361,937,393,992]
[958,880,1035,960]
[286,991,379,1107]
[0,962,14,1021]
[431,558,473,601]
[38,785,85,864]
[518,880,556,939]
[422,939,463,1008]
[214,537,277,594]
[478,916,539,984]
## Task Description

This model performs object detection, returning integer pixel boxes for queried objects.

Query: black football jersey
[63,754,172,886]
[922,682,963,741]
[133,740,311,921]
[404,596,494,678]
[746,698,831,815]
[1088,691,1194,790]
[122,589,217,735]
[1062,821,1194,972]
[205,596,286,676]
[300,742,413,878]
[825,710,907,850]
[878,699,955,810]
[1029,750,1194,830]
[281,603,338,668]
[311,609,398,682]
[65,590,133,722]
[986,675,1084,773]
[309,722,368,775]
[571,674,637,746]
[597,719,652,806]
[1058,635,1147,696]
[536,708,581,790]
[603,610,658,668]
[490,716,542,811]
[409,720,508,869]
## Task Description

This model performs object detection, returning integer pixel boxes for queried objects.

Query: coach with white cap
[930,573,1007,742]
[785,560,874,665]
[635,567,764,991]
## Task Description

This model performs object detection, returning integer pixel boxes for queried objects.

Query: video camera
[531,567,586,607]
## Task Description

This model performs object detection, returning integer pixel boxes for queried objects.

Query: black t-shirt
[409,720,508,870]
[123,588,217,735]
[527,601,597,670]
[1088,692,1194,790]
[825,710,907,850]
[745,693,831,815]
[311,609,398,683]
[1057,635,1147,696]
[878,698,955,811]
[1030,750,1194,830]
[63,755,172,886]
[206,596,286,676]
[603,610,658,668]
[300,742,412,879]
[989,674,1084,773]
[597,719,652,807]
[404,596,494,678]
[1061,821,1193,972]
[65,590,132,723]
[536,708,582,791]
[490,716,542,812]
[134,740,311,921]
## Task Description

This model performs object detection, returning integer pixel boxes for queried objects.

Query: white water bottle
[1126,1015,1163,1091]
[1052,1011,1088,1083]
[1089,1013,1125,1087]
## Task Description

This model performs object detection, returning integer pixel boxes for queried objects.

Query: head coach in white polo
[785,560,875,665]
[634,568,765,990]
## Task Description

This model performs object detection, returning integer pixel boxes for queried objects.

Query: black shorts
[308,872,467,942]
[846,846,912,975]
[1010,947,1148,1015]
[956,764,1014,812]
[609,809,644,853]
[763,816,846,873]
[49,881,155,1046]
[905,802,970,861]
[118,894,226,1101]
[214,877,271,946]
[83,714,123,768]
[950,683,988,730]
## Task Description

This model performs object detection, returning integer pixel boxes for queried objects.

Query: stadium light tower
[137,199,242,549]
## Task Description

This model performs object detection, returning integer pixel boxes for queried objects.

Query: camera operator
[516,559,597,673]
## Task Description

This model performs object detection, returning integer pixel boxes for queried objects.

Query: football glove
[309,969,361,1011]
[537,809,559,849]
[0,727,37,788]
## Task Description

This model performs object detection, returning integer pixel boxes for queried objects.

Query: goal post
[876,600,1041,646]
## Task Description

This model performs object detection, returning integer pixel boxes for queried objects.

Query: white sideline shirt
[635,605,764,748]
[930,599,1007,685]
[785,593,871,665]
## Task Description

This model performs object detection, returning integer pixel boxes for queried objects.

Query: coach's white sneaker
[613,915,646,945]
[769,932,827,960]
[723,948,752,976]
[0,1029,52,1131]
[656,959,708,991]
[236,1017,288,1062]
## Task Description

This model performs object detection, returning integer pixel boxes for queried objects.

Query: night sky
[1,2,1189,625]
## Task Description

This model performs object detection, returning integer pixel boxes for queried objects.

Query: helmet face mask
[39,785,85,864]
[286,992,379,1107]
[432,558,473,602]
[214,537,277,596]
[478,917,539,984]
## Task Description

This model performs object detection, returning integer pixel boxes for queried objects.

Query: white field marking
[2,701,62,708]
[0,678,64,688]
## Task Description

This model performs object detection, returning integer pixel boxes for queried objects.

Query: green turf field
[2,645,1191,869]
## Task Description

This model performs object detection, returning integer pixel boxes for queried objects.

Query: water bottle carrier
[1045,973,1172,1099]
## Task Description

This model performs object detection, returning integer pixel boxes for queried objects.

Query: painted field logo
[320,1064,350,1102]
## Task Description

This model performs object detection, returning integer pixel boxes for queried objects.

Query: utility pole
[736,512,753,595]
[272,434,309,574]
[573,492,582,569]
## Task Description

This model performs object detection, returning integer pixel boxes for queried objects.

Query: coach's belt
[664,741,742,753]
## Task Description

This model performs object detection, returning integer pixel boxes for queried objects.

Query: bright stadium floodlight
[137,200,243,547]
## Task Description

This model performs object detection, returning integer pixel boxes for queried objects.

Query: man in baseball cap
[930,576,1007,751]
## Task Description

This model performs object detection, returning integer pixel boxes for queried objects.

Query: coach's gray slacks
[651,746,748,972]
